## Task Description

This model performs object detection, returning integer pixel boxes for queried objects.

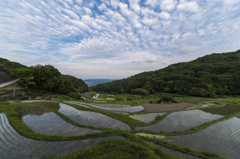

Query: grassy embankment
[53,139,179,159]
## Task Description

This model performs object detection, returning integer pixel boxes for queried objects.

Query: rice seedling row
[0,112,129,159]
[162,117,240,159]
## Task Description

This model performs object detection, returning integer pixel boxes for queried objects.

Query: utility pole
[121,87,124,114]
[13,85,16,98]
[80,89,82,100]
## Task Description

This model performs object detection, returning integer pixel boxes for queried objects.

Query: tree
[12,68,36,89]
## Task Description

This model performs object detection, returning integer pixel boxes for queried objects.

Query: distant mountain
[83,79,118,86]
[91,49,240,97]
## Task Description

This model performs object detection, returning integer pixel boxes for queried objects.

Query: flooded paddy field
[0,112,127,159]
[64,101,144,113]
[201,104,240,115]
[51,103,131,130]
[20,104,101,136]
[161,115,240,159]
[5,97,240,158]
[136,109,223,132]
[129,112,165,123]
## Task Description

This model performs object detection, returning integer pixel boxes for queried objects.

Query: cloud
[129,0,141,13]
[177,1,200,13]
[160,0,177,11]
[159,11,171,19]
[110,0,119,9]
[98,3,107,11]
[75,0,82,5]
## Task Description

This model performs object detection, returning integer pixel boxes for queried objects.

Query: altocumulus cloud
[0,0,240,78]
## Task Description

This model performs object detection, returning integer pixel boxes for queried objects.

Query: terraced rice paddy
[129,112,165,123]
[136,109,223,132]
[201,104,240,116]
[0,112,127,159]
[147,142,199,159]
[64,101,144,113]
[18,103,100,136]
[161,116,240,159]
[57,103,131,130]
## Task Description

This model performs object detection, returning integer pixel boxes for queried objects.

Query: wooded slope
[91,50,240,97]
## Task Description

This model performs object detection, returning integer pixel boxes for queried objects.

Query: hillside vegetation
[0,58,27,69]
[91,49,240,97]
[0,58,88,94]
[0,64,13,83]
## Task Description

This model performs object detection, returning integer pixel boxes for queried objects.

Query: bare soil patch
[143,103,194,112]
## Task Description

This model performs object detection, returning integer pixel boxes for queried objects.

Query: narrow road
[0,79,20,88]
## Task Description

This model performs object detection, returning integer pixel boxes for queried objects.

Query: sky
[1,0,240,79]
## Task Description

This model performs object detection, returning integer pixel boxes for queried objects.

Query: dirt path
[143,103,194,112]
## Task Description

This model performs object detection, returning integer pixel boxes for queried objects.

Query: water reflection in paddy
[136,109,223,132]
[129,113,165,123]
[58,103,131,130]
[21,104,101,136]
[64,101,144,113]
[161,116,240,159]
[0,112,127,159]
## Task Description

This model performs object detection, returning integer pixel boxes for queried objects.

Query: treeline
[0,58,27,69]
[91,49,240,97]
[0,58,88,94]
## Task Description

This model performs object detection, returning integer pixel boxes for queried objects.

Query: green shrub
[132,88,149,95]
[126,96,133,101]
[68,92,81,99]
[114,95,121,101]
[16,93,23,97]
[58,95,71,100]
[44,95,52,100]
[157,95,176,103]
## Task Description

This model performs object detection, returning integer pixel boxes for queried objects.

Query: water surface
[0,112,127,159]
[21,104,100,136]
[129,112,165,123]
[58,103,131,130]
[162,116,240,159]
[64,101,144,113]
[136,109,223,132]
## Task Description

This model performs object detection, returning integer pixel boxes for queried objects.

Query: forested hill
[0,58,27,69]
[0,57,88,94]
[91,49,240,97]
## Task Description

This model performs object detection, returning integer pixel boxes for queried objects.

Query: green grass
[140,136,227,159]
[49,139,179,159]
[201,104,240,115]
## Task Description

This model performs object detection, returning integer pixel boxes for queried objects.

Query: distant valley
[83,79,118,87]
